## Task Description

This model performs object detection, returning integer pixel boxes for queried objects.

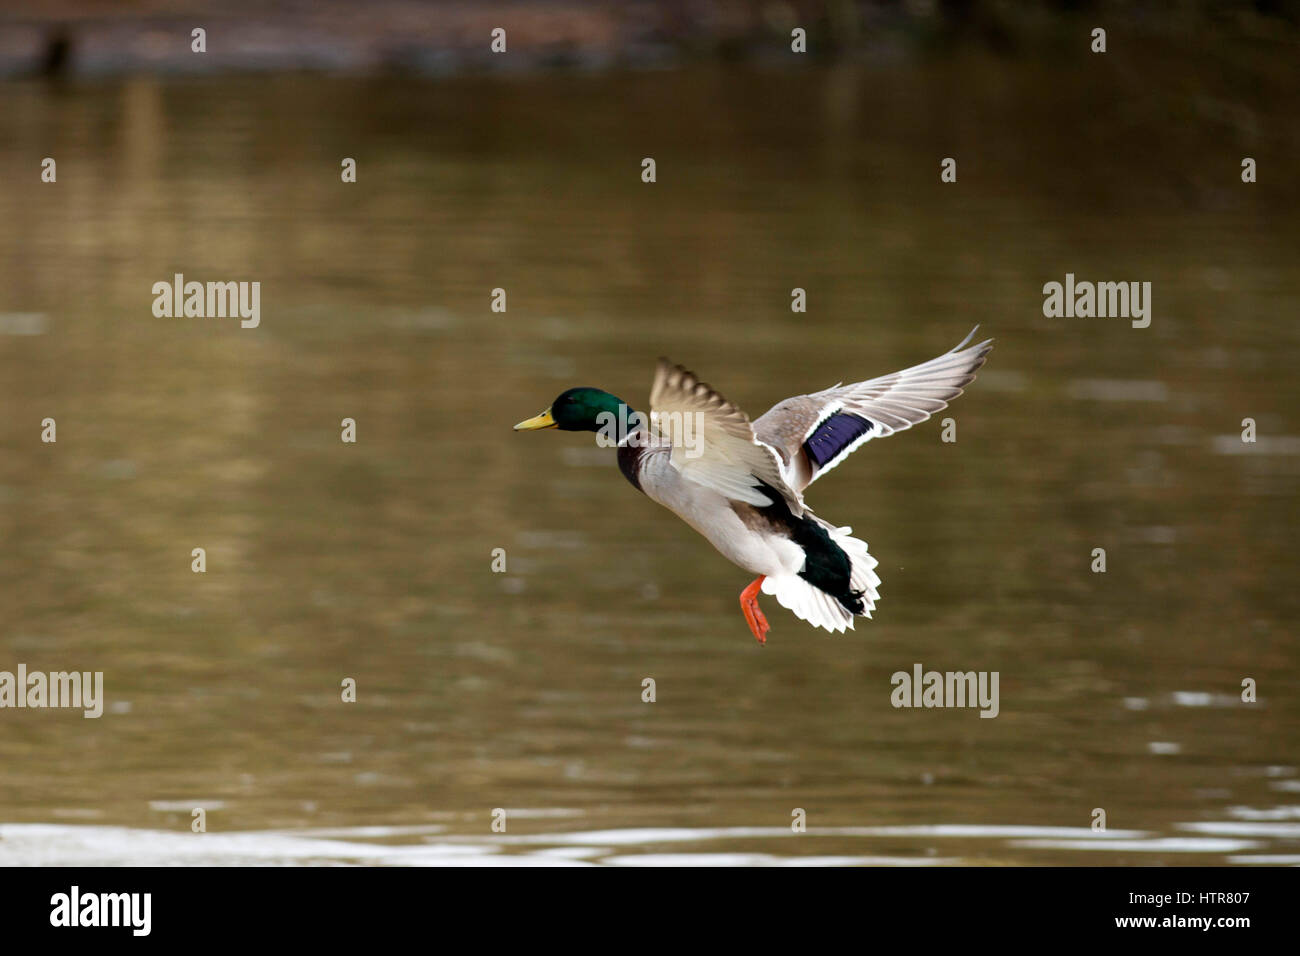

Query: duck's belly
[635,450,805,578]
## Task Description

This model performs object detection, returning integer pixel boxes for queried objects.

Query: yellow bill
[513,408,557,430]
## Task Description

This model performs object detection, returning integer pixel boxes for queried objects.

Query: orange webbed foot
[739,575,770,645]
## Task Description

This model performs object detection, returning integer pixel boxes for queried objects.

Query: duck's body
[516,329,993,643]
[617,432,872,635]
[618,436,807,580]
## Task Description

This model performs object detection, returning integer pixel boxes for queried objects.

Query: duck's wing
[753,328,993,493]
[649,359,807,515]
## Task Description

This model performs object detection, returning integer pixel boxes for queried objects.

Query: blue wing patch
[803,412,874,469]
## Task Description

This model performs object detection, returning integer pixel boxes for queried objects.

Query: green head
[514,387,641,436]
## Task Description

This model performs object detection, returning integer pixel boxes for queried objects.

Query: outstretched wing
[753,328,993,492]
[649,359,806,515]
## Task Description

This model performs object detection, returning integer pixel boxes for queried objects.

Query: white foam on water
[1172,691,1240,708]
[531,846,611,859]
[1225,806,1300,821]
[1177,821,1300,837]
[288,824,448,838]
[445,824,1147,845]
[825,825,1147,839]
[605,854,951,867]
[1009,837,1260,853]
[0,824,514,867]
[0,821,1272,866]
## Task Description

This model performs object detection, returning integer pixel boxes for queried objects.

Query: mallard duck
[514,329,992,643]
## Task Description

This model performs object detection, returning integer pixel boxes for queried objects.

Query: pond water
[1,58,1297,865]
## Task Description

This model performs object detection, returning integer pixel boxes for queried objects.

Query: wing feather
[753,328,993,491]
[649,359,805,514]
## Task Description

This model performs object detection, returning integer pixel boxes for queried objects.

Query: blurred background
[0,1,1298,865]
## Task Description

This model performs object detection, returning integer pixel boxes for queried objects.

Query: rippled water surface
[1,60,1298,865]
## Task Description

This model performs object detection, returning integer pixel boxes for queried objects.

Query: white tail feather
[760,524,880,634]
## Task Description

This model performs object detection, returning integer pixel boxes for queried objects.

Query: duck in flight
[514,329,992,644]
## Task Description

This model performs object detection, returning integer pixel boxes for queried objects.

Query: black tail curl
[755,483,866,615]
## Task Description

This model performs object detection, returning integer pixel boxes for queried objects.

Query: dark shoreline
[4,1,1295,81]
